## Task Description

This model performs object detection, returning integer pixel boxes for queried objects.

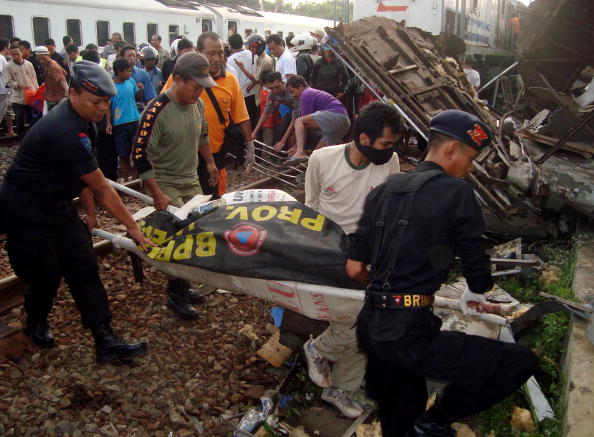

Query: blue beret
[429,110,492,150]
[72,60,117,97]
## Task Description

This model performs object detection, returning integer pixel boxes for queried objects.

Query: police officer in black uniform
[0,61,153,364]
[346,110,538,437]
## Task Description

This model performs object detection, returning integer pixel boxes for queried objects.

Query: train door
[226,19,238,40]
[168,25,179,46]
[66,19,82,46]
[32,16,51,46]
[147,23,158,43]
[96,20,110,47]
[202,18,214,34]
[0,15,15,40]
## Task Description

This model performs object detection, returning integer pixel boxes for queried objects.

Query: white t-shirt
[226,62,238,78]
[0,55,10,95]
[275,48,297,82]
[228,49,257,97]
[464,67,480,89]
[305,143,400,234]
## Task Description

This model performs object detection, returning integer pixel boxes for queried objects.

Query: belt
[367,292,434,310]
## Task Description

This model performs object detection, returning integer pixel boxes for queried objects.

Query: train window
[202,19,213,33]
[472,0,478,10]
[66,19,82,46]
[277,31,283,38]
[32,17,50,46]
[244,29,253,38]
[0,15,14,40]
[96,20,110,46]
[168,25,178,45]
[123,22,135,44]
[264,30,271,37]
[147,23,158,41]
[227,21,238,38]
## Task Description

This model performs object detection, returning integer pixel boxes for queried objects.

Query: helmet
[291,33,314,51]
[246,33,266,55]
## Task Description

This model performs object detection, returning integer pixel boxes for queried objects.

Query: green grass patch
[472,240,577,437]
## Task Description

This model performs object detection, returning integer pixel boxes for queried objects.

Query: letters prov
[140,205,326,262]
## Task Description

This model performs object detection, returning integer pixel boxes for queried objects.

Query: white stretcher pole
[108,180,154,204]
[92,228,139,253]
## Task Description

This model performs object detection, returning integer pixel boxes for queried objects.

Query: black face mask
[354,141,393,165]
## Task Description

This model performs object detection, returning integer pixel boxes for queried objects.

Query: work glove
[460,287,487,316]
[244,140,255,174]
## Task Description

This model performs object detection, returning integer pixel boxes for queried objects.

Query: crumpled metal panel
[518,0,594,109]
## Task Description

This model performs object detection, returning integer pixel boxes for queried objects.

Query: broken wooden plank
[388,64,419,75]
[517,129,594,159]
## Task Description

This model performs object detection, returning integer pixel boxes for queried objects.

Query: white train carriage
[1,0,216,48]
[0,0,333,53]
[200,4,333,42]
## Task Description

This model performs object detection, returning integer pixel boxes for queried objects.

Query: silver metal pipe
[477,61,519,93]
[327,45,428,140]
[108,180,154,204]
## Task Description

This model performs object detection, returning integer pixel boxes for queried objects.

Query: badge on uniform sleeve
[77,133,93,156]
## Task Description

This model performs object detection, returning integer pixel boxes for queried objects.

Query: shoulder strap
[369,169,445,285]
[205,87,226,126]
[132,92,170,174]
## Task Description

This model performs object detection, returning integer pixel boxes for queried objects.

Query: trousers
[357,304,538,437]
[12,103,35,140]
[315,321,367,392]
[95,131,118,181]
[1,189,111,328]
[157,180,202,208]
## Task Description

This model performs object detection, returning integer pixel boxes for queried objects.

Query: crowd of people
[0,27,539,437]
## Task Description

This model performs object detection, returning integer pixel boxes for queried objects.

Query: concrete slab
[563,229,594,437]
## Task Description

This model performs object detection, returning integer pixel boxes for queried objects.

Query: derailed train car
[354,0,523,58]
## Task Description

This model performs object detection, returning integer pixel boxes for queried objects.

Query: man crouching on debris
[346,110,538,437]
[303,101,401,418]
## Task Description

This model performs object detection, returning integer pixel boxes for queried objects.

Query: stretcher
[95,182,515,327]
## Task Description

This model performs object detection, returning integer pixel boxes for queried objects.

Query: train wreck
[322,1,593,239]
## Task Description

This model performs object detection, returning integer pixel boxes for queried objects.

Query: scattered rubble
[510,406,535,435]
[327,4,594,238]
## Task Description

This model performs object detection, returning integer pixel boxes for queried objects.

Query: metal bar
[537,73,594,138]
[108,180,154,204]
[252,165,298,187]
[254,140,288,155]
[535,109,594,164]
[327,45,428,141]
[252,161,301,179]
[491,78,500,107]
[477,61,519,94]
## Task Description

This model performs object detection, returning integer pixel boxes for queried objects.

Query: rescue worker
[0,61,152,364]
[132,52,219,321]
[291,33,315,82]
[347,110,538,437]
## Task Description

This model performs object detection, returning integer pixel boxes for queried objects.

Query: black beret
[72,60,117,97]
[429,110,492,150]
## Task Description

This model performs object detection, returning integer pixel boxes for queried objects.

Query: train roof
[259,11,334,29]
[8,0,214,17]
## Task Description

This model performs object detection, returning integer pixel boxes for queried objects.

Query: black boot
[413,402,456,437]
[413,416,455,437]
[91,321,148,364]
[23,319,56,348]
[167,279,199,320]
[186,284,217,304]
